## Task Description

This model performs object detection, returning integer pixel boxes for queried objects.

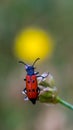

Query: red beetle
[19,58,49,104]
[19,58,40,104]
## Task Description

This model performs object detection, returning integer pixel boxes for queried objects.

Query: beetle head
[19,58,40,75]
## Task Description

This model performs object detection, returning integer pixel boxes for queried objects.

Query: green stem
[57,96,73,110]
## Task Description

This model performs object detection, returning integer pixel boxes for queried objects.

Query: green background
[0,0,73,130]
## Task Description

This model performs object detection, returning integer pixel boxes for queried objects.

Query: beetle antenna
[19,61,27,66]
[32,58,40,66]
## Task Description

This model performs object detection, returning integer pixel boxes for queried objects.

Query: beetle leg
[38,87,40,94]
[37,73,49,81]
[24,96,29,101]
[42,72,49,78]
[34,72,39,75]
[37,75,45,81]
[24,78,26,81]
[37,75,44,78]
[22,88,27,95]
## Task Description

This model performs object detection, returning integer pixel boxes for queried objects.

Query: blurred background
[0,0,73,130]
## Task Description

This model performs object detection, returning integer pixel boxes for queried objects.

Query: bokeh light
[14,27,54,62]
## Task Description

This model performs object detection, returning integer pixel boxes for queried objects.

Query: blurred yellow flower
[14,27,54,63]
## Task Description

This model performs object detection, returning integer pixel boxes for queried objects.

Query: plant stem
[57,96,73,110]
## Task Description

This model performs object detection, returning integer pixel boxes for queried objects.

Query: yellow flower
[13,27,54,63]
